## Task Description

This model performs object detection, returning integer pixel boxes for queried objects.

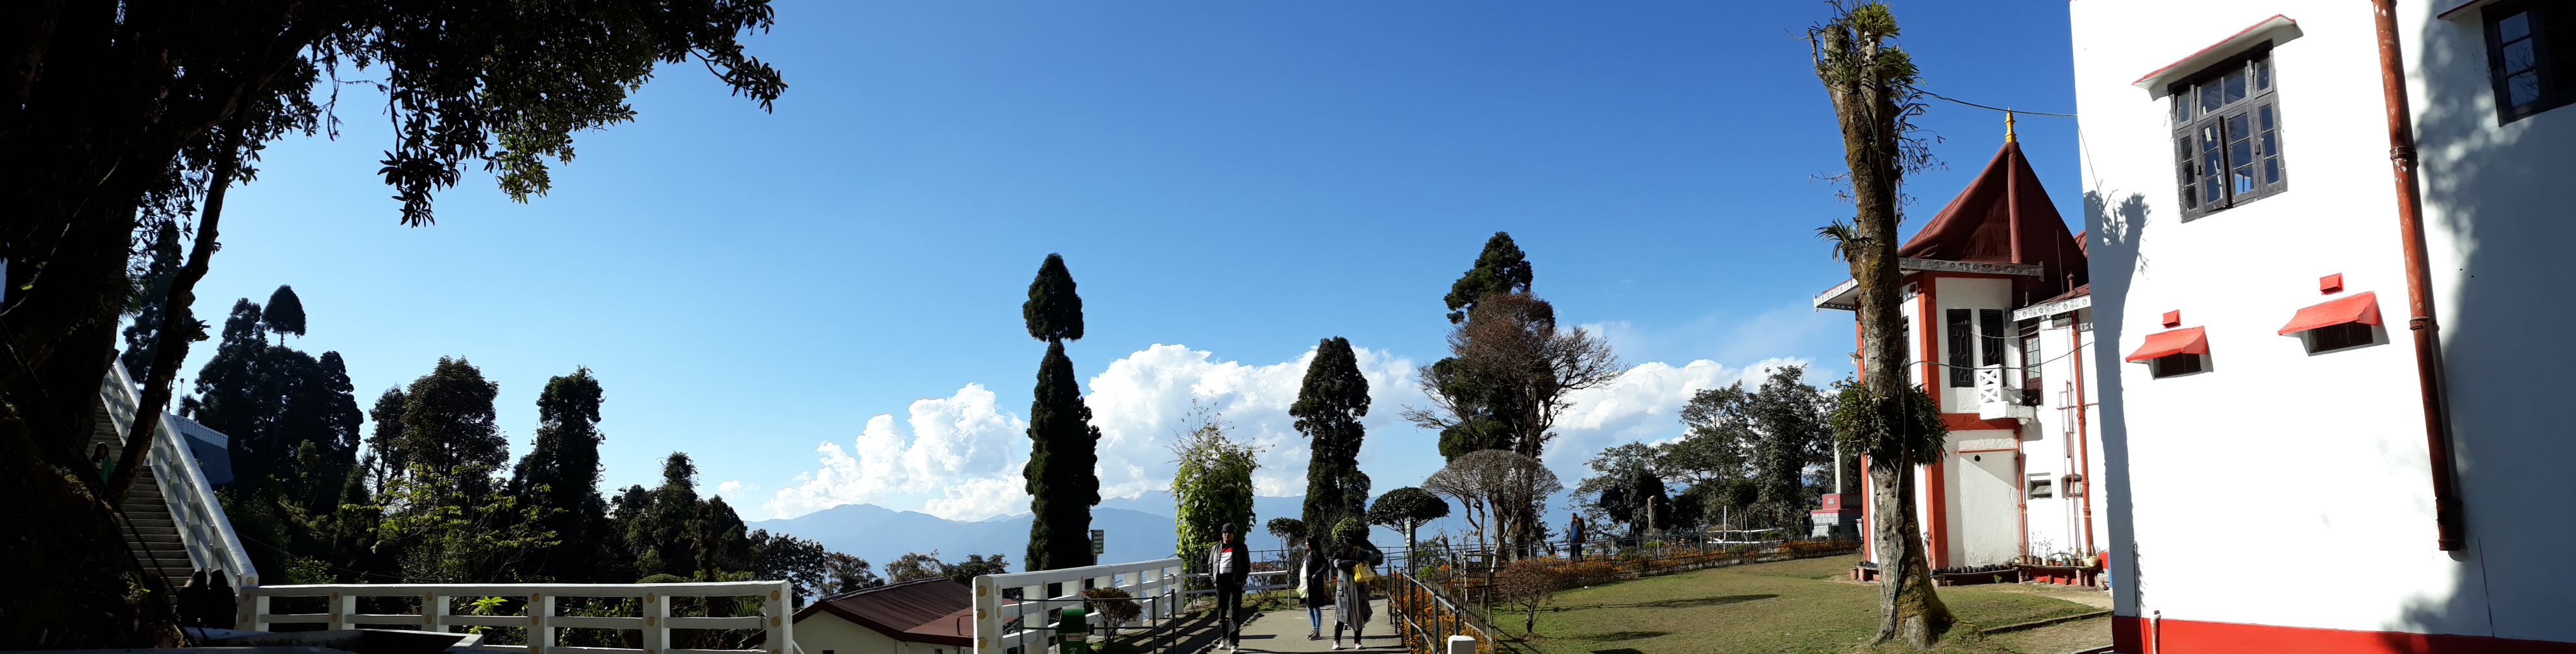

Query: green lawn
[1495,555,2105,654]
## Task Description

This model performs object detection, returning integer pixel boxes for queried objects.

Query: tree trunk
[107,121,242,505]
[1816,4,1955,647]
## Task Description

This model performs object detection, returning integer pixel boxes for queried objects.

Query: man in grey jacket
[1209,524,1253,650]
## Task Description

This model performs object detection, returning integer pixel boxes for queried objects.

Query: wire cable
[1920,90,2077,117]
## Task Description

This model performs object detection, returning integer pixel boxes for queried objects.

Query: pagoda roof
[1897,141,2087,299]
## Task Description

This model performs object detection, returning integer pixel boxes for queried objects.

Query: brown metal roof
[793,579,976,647]
[1898,140,2088,304]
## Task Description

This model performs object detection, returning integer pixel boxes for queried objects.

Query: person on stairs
[1210,523,1252,651]
[1331,540,1384,650]
[1301,535,1333,640]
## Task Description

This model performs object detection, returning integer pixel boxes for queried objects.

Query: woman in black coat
[1300,536,1332,640]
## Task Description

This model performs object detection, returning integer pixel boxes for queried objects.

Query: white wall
[2074,0,2575,640]
[796,613,945,654]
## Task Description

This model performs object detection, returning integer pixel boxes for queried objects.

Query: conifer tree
[1294,337,1372,535]
[1441,232,1535,324]
[509,368,608,581]
[1022,254,1101,570]
[264,285,307,343]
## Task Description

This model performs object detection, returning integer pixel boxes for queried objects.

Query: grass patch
[1495,555,2105,654]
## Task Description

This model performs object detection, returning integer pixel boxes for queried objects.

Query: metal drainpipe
[2371,0,2467,551]
[2071,319,2096,555]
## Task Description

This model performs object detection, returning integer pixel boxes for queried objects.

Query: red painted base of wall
[2111,616,2576,653]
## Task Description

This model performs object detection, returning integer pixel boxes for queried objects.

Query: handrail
[1388,570,1490,654]
[240,580,792,654]
[102,360,260,592]
[972,558,1185,654]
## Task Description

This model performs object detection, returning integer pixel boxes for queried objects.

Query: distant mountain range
[749,493,1412,573]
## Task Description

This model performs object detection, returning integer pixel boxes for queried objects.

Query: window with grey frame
[2487,0,2573,122]
[2171,49,2286,218]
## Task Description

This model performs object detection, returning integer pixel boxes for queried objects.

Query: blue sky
[179,0,2081,522]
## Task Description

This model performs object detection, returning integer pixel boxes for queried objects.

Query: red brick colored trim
[2112,615,2576,653]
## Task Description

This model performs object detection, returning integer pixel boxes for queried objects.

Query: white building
[1813,136,2111,579]
[2072,0,2576,649]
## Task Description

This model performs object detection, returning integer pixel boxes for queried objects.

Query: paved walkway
[1215,600,1404,654]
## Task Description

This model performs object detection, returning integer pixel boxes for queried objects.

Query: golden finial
[2005,110,2018,143]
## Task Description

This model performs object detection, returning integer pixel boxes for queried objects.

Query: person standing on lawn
[1210,524,1253,650]
[1570,515,1587,563]
[1330,541,1384,650]
[1302,535,1333,640]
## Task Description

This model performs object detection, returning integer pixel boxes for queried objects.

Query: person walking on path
[1330,542,1384,650]
[1299,535,1334,640]
[1210,524,1253,651]
[1569,515,1587,563]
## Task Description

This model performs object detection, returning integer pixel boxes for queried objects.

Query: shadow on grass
[1572,631,1672,642]
[1554,594,1781,612]
[1586,649,1646,654]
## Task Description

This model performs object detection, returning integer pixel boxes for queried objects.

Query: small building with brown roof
[791,579,983,654]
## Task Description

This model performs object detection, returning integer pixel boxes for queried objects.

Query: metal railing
[101,360,260,592]
[1387,570,1489,654]
[239,580,792,654]
[972,557,1186,654]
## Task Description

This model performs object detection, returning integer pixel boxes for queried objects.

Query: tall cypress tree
[1294,337,1372,537]
[509,368,608,581]
[1022,254,1100,571]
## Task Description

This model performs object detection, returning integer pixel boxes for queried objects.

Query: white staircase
[94,361,260,596]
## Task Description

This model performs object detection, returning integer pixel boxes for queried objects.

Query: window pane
[2228,114,2255,193]
[2500,10,2531,43]
[2510,71,2542,106]
[2178,138,2199,208]
[2200,83,2224,115]
[2503,39,2538,75]
[2223,69,2248,104]
[2200,126,2225,204]
[1948,309,1974,387]
[2255,58,2272,91]
[2258,104,2280,184]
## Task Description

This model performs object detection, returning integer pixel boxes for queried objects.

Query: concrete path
[1212,600,1404,654]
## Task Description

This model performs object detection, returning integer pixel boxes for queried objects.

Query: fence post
[529,593,552,653]
[643,591,669,654]
[427,594,449,634]
[1446,635,1477,654]
[241,594,268,631]
[329,592,354,631]
[767,582,793,654]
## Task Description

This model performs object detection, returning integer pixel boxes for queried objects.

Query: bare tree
[1810,2,1955,647]
[1492,557,1566,635]
[1421,450,1562,562]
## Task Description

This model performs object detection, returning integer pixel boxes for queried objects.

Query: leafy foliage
[885,551,1009,585]
[1294,337,1372,534]
[1366,487,1450,551]
[1023,254,1085,343]
[262,285,306,341]
[1171,406,1261,581]
[506,368,608,583]
[1828,380,1948,466]
[1420,450,1561,558]
[1678,365,1835,526]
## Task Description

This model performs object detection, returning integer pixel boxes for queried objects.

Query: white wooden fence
[971,558,1183,654]
[240,581,791,654]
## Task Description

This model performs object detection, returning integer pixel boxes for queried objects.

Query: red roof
[1898,141,2087,301]
[2125,327,2209,363]
[2279,292,2383,335]
[794,579,977,647]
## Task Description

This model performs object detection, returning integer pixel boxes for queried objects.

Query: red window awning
[2277,291,2383,335]
[2125,326,2209,363]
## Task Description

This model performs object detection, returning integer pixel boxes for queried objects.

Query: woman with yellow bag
[1329,537,1384,649]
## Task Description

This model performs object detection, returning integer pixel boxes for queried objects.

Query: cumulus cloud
[763,383,1030,521]
[758,341,1804,523]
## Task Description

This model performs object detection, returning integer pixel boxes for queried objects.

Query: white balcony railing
[240,580,792,654]
[1975,365,2038,422]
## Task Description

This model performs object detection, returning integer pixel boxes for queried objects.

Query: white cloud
[763,383,1031,521]
[759,341,1803,524]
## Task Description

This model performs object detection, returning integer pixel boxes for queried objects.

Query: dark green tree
[1365,487,1450,553]
[392,357,506,495]
[118,222,186,378]
[1678,365,1831,527]
[263,285,306,343]
[1022,254,1101,571]
[0,3,788,641]
[1294,337,1372,537]
[508,368,609,582]
[1441,232,1535,324]
[634,453,705,578]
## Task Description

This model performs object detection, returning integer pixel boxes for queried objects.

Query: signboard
[1090,529,1105,557]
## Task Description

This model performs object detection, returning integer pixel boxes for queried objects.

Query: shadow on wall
[2380,1,2576,644]
[2081,188,2147,616]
